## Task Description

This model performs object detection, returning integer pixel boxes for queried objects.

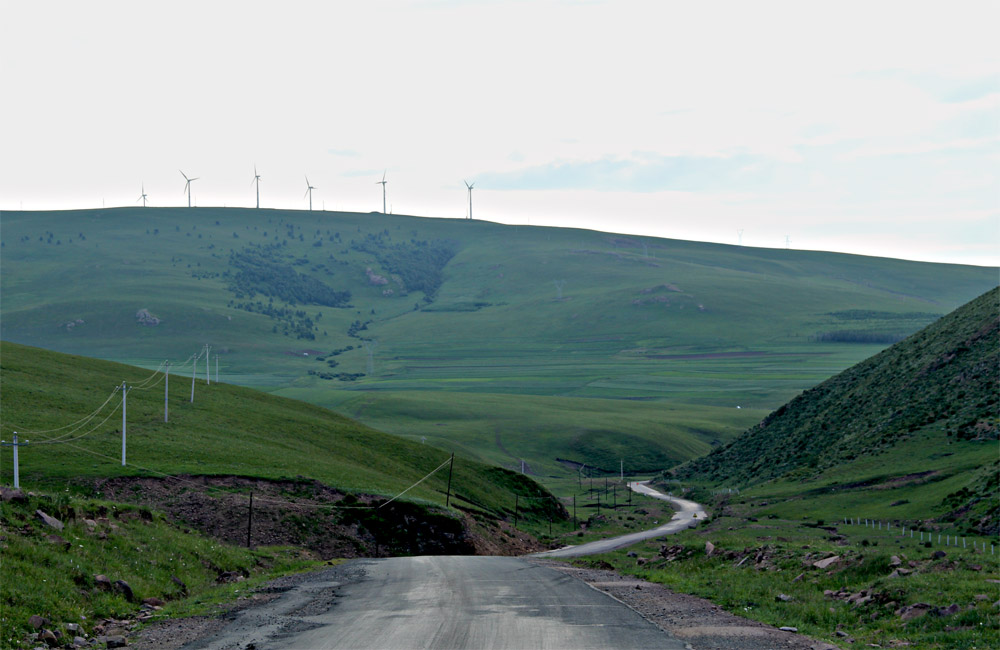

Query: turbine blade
[179,170,188,181]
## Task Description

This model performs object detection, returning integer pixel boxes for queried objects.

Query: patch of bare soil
[95,475,535,559]
[533,559,841,650]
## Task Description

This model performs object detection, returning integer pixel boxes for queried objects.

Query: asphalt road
[183,556,688,649]
[534,480,707,558]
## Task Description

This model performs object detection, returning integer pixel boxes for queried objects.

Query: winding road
[535,480,707,558]
[180,481,703,650]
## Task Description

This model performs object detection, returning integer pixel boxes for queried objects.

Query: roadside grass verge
[0,489,318,650]
[571,502,999,649]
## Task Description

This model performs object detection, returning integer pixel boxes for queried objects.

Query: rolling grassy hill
[2,207,996,477]
[676,287,999,535]
[0,341,561,528]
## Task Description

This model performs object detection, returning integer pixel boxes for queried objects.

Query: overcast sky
[2,0,997,266]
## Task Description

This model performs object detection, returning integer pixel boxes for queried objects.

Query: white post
[620,459,624,481]
[190,355,196,402]
[215,355,219,383]
[164,361,170,422]
[121,381,127,466]
[205,346,211,385]
[12,432,19,489]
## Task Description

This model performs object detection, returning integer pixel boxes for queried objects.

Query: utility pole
[8,433,20,488]
[190,354,196,402]
[445,453,455,508]
[164,361,170,422]
[205,345,211,385]
[13,432,19,488]
[215,355,219,383]
[121,381,128,466]
[520,459,525,474]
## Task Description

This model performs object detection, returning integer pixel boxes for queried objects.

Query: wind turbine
[376,170,387,213]
[252,165,261,209]
[137,183,148,207]
[304,176,316,211]
[179,170,199,207]
[464,180,475,220]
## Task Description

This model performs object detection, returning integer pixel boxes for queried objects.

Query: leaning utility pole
[445,453,455,508]
[164,361,170,422]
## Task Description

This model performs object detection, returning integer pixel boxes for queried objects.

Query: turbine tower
[304,176,316,211]
[252,165,261,209]
[376,170,387,213]
[464,180,475,220]
[137,184,148,207]
[179,170,199,207]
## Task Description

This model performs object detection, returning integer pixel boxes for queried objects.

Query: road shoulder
[531,559,840,650]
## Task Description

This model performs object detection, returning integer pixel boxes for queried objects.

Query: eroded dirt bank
[95,475,543,559]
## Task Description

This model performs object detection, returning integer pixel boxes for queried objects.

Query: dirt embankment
[95,475,542,559]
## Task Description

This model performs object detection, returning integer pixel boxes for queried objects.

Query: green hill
[677,287,999,534]
[1,207,996,477]
[0,341,562,544]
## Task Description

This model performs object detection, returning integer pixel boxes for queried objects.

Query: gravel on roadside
[532,559,841,650]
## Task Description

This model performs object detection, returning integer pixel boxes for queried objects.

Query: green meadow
[2,207,994,478]
[0,342,557,523]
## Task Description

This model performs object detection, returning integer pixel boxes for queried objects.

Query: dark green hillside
[2,207,996,479]
[678,287,999,531]
[0,341,561,528]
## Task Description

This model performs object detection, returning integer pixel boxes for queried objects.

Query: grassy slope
[1,491,316,650]
[2,207,996,478]
[0,341,557,523]
[677,287,999,534]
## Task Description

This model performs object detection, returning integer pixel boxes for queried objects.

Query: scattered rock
[171,575,188,595]
[84,519,97,532]
[932,550,947,559]
[94,575,113,591]
[636,557,648,566]
[34,510,64,531]
[28,615,50,629]
[836,630,850,637]
[792,573,804,582]
[938,603,961,617]
[142,597,164,607]
[114,579,135,602]
[813,555,840,569]
[37,629,59,647]
[779,626,798,632]
[65,623,81,634]
[217,571,245,584]
[897,602,934,620]
[626,551,638,558]
[135,308,160,326]
[974,594,990,601]
[106,635,128,648]
[45,534,70,549]
[775,593,794,602]
[890,555,902,566]
[0,487,27,502]
[72,636,87,647]
[969,564,982,571]
[705,541,716,557]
